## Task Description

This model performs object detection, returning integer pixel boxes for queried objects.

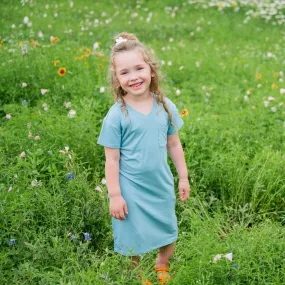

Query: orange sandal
[138,273,153,285]
[154,267,171,284]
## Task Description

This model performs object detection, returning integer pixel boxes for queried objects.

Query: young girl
[97,32,190,284]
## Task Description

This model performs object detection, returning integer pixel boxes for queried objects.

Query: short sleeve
[166,98,184,135]
[97,105,121,148]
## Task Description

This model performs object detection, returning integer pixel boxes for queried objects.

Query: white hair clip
[115,37,127,45]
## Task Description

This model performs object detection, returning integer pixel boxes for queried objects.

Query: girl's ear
[151,72,155,78]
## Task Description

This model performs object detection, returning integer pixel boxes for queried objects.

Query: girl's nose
[129,72,138,81]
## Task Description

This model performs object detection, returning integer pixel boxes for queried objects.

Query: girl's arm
[104,147,128,220]
[167,133,190,201]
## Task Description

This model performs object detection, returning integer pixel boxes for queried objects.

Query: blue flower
[84,232,92,241]
[233,264,238,269]
[8,239,16,245]
[66,173,74,180]
[71,235,76,241]
[22,99,28,105]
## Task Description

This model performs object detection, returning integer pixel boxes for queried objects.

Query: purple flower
[8,239,16,245]
[66,173,74,180]
[84,232,92,241]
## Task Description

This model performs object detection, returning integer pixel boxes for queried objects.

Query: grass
[0,0,285,284]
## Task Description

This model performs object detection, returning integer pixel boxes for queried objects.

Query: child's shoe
[154,267,171,284]
[137,273,153,285]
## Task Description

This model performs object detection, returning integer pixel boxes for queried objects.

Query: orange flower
[52,60,60,66]
[180,109,189,117]
[58,67,66,76]
[256,73,262,79]
[271,83,278,89]
[85,48,91,55]
[29,39,38,48]
[273,72,279,77]
[50,36,59,44]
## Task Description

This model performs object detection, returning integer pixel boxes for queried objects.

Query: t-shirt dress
[97,93,184,256]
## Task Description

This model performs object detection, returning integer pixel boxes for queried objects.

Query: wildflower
[176,89,181,96]
[68,110,76,118]
[268,96,275,101]
[84,232,92,241]
[271,83,278,89]
[273,72,279,77]
[38,31,44,38]
[71,235,76,241]
[179,66,184,70]
[100,87,105,93]
[264,101,269,107]
[22,99,28,104]
[41,89,48,95]
[93,42,99,49]
[101,178,107,184]
[95,186,102,192]
[28,131,33,138]
[224,253,233,262]
[67,232,72,237]
[213,254,222,263]
[34,135,40,140]
[50,36,59,43]
[31,179,42,187]
[20,152,26,158]
[257,84,262,88]
[22,82,28,87]
[180,109,189,116]
[8,186,12,192]
[6,114,12,119]
[256,73,262,79]
[280,88,285,95]
[8,239,16,246]
[195,61,200,68]
[52,60,60,66]
[169,37,174,42]
[66,173,75,180]
[246,89,252,94]
[167,61,172,66]
[233,264,238,269]
[271,107,277,112]
[23,16,29,24]
[58,67,66,76]
[64,102,72,108]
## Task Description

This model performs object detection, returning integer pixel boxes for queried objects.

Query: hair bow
[115,37,127,45]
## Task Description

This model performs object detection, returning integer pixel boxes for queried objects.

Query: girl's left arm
[167,133,190,201]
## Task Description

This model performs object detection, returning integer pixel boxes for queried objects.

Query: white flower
[115,37,127,46]
[179,66,184,70]
[64,102,72,108]
[257,84,262,88]
[213,254,222,263]
[167,61,172,66]
[41,89,48,95]
[42,103,48,108]
[8,186,12,192]
[93,42,99,49]
[6,114,12,119]
[23,16,29,24]
[195,61,200,68]
[280,88,285,95]
[224,253,233,262]
[68,109,76,118]
[268,96,275,101]
[264,101,269,107]
[101,178,107,184]
[27,22,32,28]
[22,82,28,87]
[169,37,174,42]
[100,87,105,93]
[161,60,165,65]
[267,52,273,57]
[95,186,102,192]
[12,24,16,29]
[244,95,249,101]
[38,31,44,38]
[176,89,181,96]
[20,151,26,158]
[271,107,277,112]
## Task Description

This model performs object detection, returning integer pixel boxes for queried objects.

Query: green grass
[0,0,285,284]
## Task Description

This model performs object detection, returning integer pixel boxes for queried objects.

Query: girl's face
[115,49,154,98]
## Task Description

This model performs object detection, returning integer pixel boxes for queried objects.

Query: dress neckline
[125,93,156,117]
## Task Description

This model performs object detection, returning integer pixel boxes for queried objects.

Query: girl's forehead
[114,50,146,67]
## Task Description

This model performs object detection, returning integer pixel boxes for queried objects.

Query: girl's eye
[137,67,143,70]
[121,72,128,75]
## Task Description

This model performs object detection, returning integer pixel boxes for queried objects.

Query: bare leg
[130,255,139,269]
[155,242,176,268]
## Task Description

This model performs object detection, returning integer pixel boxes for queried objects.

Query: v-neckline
[125,93,156,116]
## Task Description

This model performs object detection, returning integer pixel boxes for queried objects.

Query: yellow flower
[85,48,91,55]
[218,3,224,8]
[231,1,237,7]
[99,63,103,68]
[52,60,60,67]
[58,67,66,76]
[256,73,262,79]
[180,109,189,117]
[273,72,279,77]
[271,83,278,89]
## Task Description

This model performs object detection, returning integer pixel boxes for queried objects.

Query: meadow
[1,0,285,284]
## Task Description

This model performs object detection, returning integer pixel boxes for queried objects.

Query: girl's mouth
[130,82,143,88]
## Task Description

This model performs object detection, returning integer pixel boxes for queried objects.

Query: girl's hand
[109,195,128,220]
[178,179,190,202]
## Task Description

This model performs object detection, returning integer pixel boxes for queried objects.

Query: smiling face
[114,49,154,99]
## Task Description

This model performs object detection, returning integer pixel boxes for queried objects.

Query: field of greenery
[1,0,285,284]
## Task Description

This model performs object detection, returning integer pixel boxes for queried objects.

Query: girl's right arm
[104,147,128,220]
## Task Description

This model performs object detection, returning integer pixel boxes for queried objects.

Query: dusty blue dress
[97,93,184,256]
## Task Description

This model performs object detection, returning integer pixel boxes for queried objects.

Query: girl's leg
[130,255,139,269]
[155,242,176,268]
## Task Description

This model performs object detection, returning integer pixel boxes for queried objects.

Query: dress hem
[114,236,178,256]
